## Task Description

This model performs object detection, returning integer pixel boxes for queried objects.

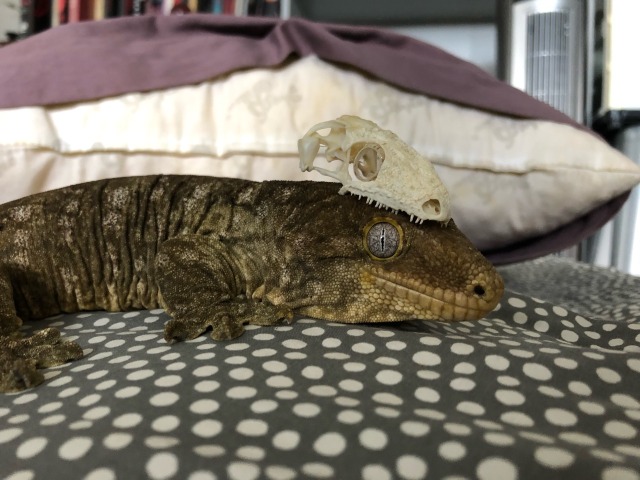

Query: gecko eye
[363,218,404,260]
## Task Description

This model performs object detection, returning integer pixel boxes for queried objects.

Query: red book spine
[80,0,93,19]
[68,0,80,21]
[122,0,134,15]
[58,0,69,23]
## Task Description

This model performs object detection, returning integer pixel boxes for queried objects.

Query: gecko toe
[163,318,211,343]
[25,328,84,368]
[0,356,44,393]
[164,314,246,343]
[210,319,244,341]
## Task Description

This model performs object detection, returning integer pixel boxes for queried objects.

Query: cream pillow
[0,56,638,261]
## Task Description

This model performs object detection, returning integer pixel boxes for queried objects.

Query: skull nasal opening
[422,199,441,216]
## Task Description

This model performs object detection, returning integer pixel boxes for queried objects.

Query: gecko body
[0,175,503,391]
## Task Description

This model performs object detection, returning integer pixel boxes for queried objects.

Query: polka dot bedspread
[1,257,639,480]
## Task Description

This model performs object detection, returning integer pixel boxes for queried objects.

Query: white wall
[603,0,640,111]
[390,24,498,76]
[0,0,20,42]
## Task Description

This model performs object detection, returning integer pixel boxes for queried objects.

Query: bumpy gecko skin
[0,176,503,391]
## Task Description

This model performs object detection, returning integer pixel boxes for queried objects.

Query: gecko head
[355,215,504,323]
[291,191,503,324]
[298,115,451,223]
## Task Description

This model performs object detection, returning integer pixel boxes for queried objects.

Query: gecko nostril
[474,285,486,297]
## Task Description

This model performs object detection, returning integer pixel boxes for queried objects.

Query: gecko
[0,175,504,392]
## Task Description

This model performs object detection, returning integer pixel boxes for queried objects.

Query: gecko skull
[298,115,451,223]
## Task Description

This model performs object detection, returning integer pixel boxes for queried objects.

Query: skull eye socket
[364,218,404,260]
[352,143,384,181]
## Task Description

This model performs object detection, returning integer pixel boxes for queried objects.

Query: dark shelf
[292,0,498,25]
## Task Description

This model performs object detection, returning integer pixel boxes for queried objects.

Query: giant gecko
[0,175,504,392]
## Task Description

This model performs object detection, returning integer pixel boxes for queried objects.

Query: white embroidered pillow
[0,56,638,262]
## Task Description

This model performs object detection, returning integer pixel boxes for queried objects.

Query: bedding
[0,15,639,264]
[1,256,639,479]
[0,13,639,480]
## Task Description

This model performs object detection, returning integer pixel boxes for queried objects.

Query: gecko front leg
[156,235,293,342]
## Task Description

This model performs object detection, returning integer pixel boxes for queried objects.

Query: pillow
[0,15,638,265]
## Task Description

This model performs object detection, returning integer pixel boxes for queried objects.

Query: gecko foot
[164,314,244,342]
[0,328,84,392]
[163,303,295,343]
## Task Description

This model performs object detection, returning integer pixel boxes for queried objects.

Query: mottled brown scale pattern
[0,175,503,392]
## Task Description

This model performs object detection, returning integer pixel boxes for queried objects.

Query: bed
[0,14,639,480]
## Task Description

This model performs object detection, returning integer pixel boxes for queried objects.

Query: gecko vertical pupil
[367,222,400,259]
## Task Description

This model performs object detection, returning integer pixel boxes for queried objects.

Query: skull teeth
[352,194,424,224]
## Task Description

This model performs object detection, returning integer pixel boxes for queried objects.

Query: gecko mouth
[371,271,500,321]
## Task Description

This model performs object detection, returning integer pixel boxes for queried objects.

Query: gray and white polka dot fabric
[2,257,639,479]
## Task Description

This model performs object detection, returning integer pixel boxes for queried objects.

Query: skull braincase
[298,115,451,223]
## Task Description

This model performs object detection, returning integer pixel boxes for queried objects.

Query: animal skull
[298,115,451,223]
